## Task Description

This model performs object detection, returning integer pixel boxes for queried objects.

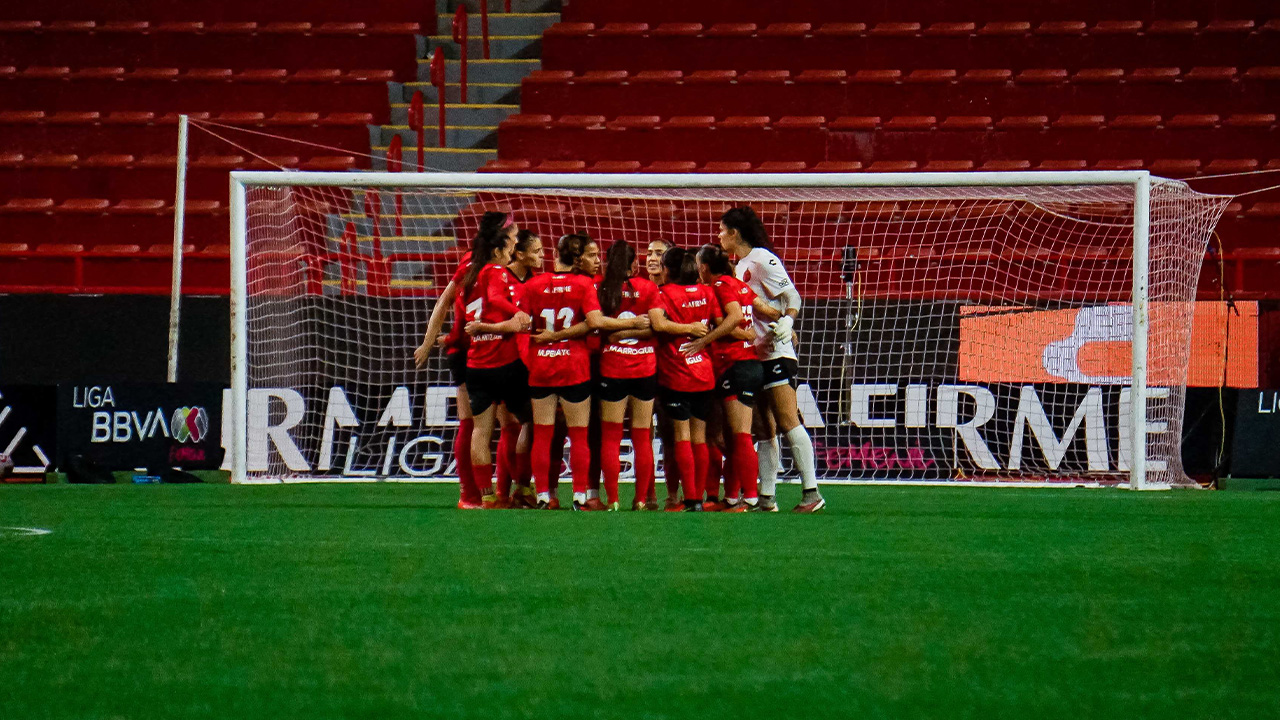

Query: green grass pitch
[1,483,1278,719]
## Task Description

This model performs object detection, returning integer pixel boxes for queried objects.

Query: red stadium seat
[755,161,808,172]
[587,160,642,173]
[642,160,697,172]
[478,159,533,173]
[533,160,587,172]
[699,161,752,173]
[812,161,864,172]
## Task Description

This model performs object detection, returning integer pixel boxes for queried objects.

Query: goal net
[229,172,1231,488]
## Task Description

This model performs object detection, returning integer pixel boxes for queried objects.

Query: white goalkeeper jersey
[735,246,797,361]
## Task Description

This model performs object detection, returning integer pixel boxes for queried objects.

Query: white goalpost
[228,171,1232,489]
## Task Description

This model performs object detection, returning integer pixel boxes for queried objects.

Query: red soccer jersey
[443,253,472,354]
[520,272,600,386]
[585,272,605,356]
[600,277,660,379]
[509,266,534,363]
[463,263,523,369]
[711,275,758,366]
[655,283,717,392]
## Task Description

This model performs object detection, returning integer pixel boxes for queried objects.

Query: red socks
[692,442,708,502]
[734,432,759,499]
[723,446,740,501]
[515,445,532,487]
[531,423,555,495]
[456,417,479,503]
[567,426,591,496]
[549,422,567,490]
[495,422,518,498]
[600,421,624,505]
[632,426,654,506]
[706,445,723,500]
[474,462,494,497]
[674,440,697,500]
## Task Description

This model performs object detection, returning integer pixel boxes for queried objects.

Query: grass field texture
[1,484,1278,719]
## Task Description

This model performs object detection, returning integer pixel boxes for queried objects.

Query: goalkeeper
[718,207,825,513]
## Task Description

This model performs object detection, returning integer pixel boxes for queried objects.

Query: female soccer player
[413,211,506,509]
[596,241,661,511]
[645,238,680,510]
[719,207,825,513]
[460,215,531,508]
[649,247,716,511]
[493,229,544,508]
[522,234,647,510]
[685,244,763,511]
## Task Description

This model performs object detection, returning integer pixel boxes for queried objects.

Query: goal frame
[228,170,1155,489]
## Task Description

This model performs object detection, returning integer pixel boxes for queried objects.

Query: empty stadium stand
[1,0,1277,301]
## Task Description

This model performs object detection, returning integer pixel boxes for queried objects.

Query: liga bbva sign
[58,383,224,470]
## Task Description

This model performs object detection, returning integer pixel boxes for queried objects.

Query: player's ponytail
[556,232,591,269]
[598,241,635,316]
[696,244,733,277]
[662,246,699,285]
[462,211,510,292]
[721,206,774,253]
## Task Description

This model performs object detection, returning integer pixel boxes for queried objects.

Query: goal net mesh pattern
[236,178,1230,487]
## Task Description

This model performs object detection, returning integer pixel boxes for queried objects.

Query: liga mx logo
[170,407,209,444]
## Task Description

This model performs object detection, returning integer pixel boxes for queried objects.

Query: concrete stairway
[372,0,559,174]
[315,0,559,279]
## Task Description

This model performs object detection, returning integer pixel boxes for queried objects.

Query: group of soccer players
[413,206,825,513]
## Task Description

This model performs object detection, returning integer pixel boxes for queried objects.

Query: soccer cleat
[547,497,561,510]
[663,496,683,512]
[512,486,537,509]
[607,501,620,511]
[644,499,660,511]
[682,502,704,512]
[722,502,750,513]
[480,494,500,509]
[702,497,728,512]
[492,494,514,510]
[749,501,778,513]
[632,500,649,511]
[583,498,609,511]
[535,500,552,510]
[457,498,484,510]
[792,497,826,513]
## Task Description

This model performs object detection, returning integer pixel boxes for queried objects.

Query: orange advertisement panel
[959,302,1258,387]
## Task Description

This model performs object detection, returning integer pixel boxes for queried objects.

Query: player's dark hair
[557,232,591,268]
[598,241,635,316]
[721,206,773,253]
[462,211,510,292]
[697,244,733,277]
[514,228,539,255]
[662,246,699,285]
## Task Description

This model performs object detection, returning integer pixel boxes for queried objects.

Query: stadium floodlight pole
[167,113,189,383]
[229,175,248,484]
[1131,172,1151,490]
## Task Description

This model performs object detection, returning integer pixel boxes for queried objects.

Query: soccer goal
[228,171,1231,488]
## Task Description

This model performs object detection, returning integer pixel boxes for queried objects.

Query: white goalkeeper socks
[757,437,780,497]
[785,425,819,491]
